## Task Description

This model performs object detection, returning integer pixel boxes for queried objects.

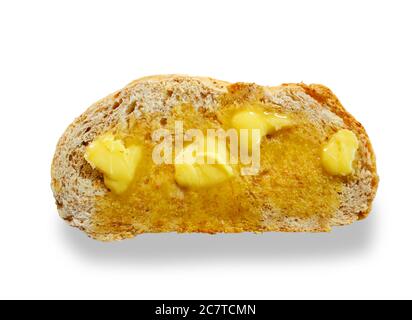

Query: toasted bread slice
[51,75,378,241]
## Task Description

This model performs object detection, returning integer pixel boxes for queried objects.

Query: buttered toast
[51,75,378,241]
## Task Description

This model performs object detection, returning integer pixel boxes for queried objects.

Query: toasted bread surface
[51,75,378,241]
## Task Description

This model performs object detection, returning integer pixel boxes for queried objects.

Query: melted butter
[91,105,262,235]
[84,133,142,194]
[174,136,234,189]
[90,95,344,236]
[322,129,359,176]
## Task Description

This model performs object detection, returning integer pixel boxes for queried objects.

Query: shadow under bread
[57,198,379,267]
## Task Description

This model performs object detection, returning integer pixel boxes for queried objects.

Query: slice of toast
[51,75,378,241]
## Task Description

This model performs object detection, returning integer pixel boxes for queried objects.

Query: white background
[0,0,411,300]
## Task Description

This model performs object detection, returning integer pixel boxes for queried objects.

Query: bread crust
[51,75,378,241]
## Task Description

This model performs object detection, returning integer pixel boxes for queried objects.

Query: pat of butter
[84,133,142,194]
[174,137,234,188]
[231,110,292,150]
[321,129,359,176]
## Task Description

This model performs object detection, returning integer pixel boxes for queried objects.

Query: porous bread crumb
[51,75,378,241]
